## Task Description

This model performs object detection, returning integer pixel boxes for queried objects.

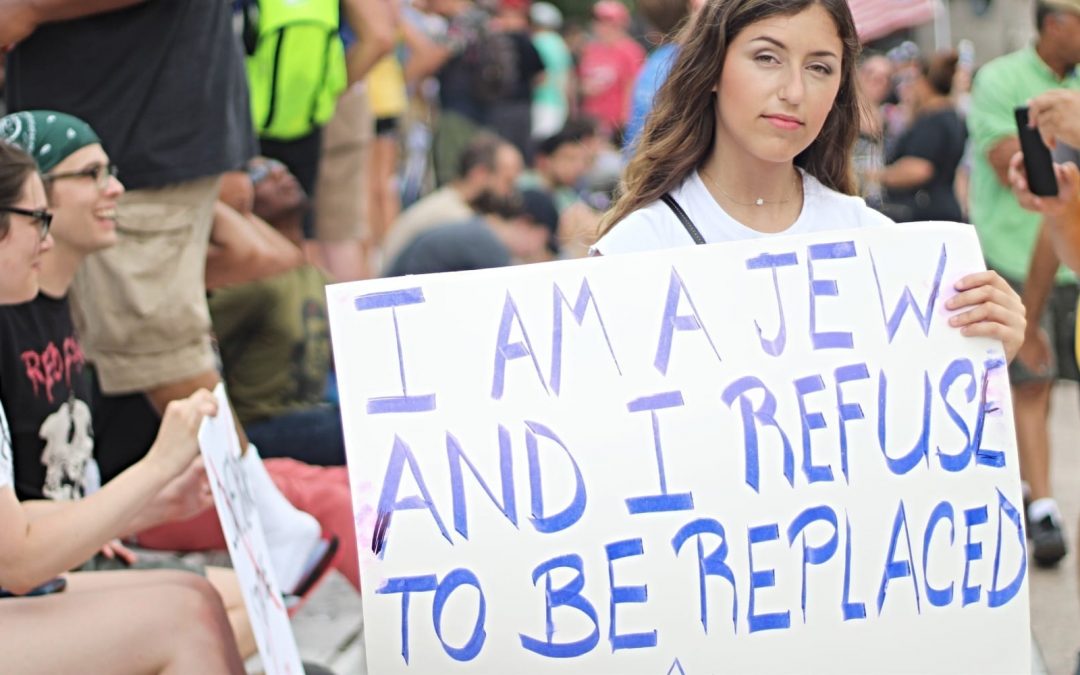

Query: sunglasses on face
[0,206,52,241]
[45,163,119,190]
[245,159,286,186]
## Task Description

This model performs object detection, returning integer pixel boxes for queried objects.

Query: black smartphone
[0,577,67,599]
[1015,106,1059,197]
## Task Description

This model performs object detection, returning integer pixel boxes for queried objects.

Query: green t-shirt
[967,46,1080,283]
[209,264,331,426]
[532,31,572,111]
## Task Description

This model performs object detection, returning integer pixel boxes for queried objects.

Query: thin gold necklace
[700,168,800,207]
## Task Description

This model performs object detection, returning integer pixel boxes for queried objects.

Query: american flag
[847,0,939,42]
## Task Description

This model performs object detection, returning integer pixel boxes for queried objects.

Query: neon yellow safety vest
[245,0,348,141]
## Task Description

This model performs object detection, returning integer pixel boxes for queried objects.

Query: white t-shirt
[0,399,13,490]
[593,170,894,254]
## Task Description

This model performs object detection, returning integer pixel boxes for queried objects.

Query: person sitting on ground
[519,124,605,258]
[385,187,559,275]
[519,125,594,214]
[3,111,361,595]
[0,111,257,657]
[209,158,342,467]
[205,180,304,291]
[0,139,245,674]
[380,131,523,267]
[2,2,341,595]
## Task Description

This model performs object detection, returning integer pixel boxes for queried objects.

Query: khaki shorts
[70,176,220,395]
[315,83,373,242]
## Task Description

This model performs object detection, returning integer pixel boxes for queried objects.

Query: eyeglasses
[0,206,52,241]
[45,163,119,191]
[245,159,286,186]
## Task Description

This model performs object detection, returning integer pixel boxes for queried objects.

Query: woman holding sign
[0,141,244,673]
[594,0,1025,361]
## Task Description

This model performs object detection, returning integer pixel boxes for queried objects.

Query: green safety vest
[244,0,348,141]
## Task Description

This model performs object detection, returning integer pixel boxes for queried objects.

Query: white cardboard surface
[328,222,1030,674]
[198,384,304,675]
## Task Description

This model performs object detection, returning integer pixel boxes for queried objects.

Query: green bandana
[0,110,101,174]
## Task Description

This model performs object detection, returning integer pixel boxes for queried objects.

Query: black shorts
[374,116,400,137]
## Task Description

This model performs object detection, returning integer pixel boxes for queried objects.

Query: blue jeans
[245,404,347,466]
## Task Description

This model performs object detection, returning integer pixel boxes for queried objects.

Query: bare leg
[206,566,257,658]
[1,571,244,674]
[320,238,371,282]
[369,134,401,248]
[65,568,253,655]
[1013,380,1053,501]
[65,561,252,652]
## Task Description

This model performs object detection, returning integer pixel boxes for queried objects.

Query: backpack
[242,0,348,141]
[462,24,520,104]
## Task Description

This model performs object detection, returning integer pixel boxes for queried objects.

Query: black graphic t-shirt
[0,399,13,489]
[0,293,99,501]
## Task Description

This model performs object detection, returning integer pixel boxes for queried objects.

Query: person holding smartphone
[0,141,244,673]
[1010,92,1080,670]
[966,0,1080,569]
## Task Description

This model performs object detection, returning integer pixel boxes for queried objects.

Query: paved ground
[255,383,1080,675]
[1029,383,1080,675]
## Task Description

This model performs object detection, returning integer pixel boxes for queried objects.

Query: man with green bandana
[967,0,1080,568]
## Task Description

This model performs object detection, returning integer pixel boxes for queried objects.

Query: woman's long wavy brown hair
[600,0,863,235]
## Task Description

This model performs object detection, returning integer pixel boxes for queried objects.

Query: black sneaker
[1030,514,1067,568]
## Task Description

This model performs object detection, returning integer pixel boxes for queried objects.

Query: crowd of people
[0,0,1076,671]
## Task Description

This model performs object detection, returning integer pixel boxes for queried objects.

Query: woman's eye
[809,63,833,75]
[755,53,780,65]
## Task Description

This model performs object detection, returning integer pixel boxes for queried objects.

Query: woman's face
[857,56,893,106]
[714,4,843,167]
[47,144,124,254]
[0,173,53,304]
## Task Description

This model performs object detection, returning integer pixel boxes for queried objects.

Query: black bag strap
[660,193,706,245]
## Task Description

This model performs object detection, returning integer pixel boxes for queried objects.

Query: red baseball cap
[593,0,630,26]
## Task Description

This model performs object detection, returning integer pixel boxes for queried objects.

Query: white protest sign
[198,384,304,675]
[328,222,1029,674]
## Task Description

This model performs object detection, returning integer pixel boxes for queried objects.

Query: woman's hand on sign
[945,270,1026,363]
[145,389,218,479]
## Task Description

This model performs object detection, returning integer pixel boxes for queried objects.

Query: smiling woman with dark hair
[0,139,245,674]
